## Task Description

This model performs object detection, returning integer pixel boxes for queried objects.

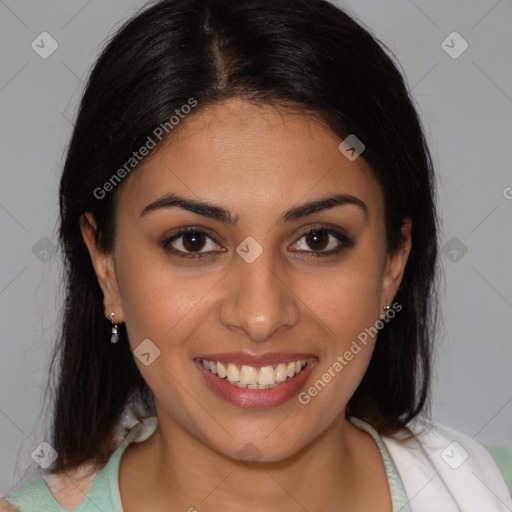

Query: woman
[2,0,510,510]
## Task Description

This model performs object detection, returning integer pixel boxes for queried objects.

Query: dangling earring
[110,312,119,343]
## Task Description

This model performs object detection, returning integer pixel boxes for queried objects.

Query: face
[82,98,411,463]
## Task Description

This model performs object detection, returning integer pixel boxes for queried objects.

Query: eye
[290,226,355,256]
[162,227,224,258]
[162,225,355,259]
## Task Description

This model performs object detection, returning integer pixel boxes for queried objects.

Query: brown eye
[305,230,329,251]
[290,226,355,256]
[161,227,224,258]
[181,231,207,252]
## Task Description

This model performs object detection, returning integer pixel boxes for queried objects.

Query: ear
[380,217,412,311]
[79,212,124,323]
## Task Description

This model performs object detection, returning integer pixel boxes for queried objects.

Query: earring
[380,304,391,319]
[110,312,119,343]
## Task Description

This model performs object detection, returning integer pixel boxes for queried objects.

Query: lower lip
[194,358,317,408]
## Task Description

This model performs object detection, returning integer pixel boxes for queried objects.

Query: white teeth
[227,363,240,382]
[275,363,288,382]
[217,362,227,379]
[240,365,258,385]
[201,358,308,388]
[257,366,275,385]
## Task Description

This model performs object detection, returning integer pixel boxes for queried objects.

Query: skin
[81,98,412,512]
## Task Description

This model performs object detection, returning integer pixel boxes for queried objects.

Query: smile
[194,355,318,408]
[200,358,308,389]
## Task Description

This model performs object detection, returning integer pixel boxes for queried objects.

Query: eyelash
[161,225,356,260]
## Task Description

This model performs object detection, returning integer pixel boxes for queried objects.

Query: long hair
[49,0,439,474]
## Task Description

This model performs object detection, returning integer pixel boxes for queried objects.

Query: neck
[121,411,383,512]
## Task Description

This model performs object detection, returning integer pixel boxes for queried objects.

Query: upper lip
[195,351,318,367]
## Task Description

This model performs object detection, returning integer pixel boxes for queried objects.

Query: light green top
[482,443,512,496]
[2,416,509,512]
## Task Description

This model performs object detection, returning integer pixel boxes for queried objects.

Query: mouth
[194,352,318,408]
[199,358,309,388]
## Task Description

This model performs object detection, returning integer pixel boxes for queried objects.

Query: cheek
[112,235,210,350]
[306,253,385,339]
[298,243,385,408]
[119,276,209,353]
[298,265,384,425]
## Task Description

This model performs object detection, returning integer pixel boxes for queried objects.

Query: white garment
[373,416,512,511]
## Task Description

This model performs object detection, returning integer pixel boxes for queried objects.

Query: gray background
[1,0,511,494]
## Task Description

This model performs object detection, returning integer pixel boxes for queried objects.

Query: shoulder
[44,463,101,509]
[1,478,52,512]
[1,464,106,512]
[0,417,158,512]
[0,498,21,511]
[0,458,104,511]
[381,416,512,511]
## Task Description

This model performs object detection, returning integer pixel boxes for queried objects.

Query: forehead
[116,98,384,222]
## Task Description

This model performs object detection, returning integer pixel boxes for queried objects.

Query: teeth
[227,363,240,382]
[257,366,275,385]
[240,365,258,385]
[275,363,287,382]
[217,362,227,379]
[201,358,308,388]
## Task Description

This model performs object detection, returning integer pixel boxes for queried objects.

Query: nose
[218,250,300,343]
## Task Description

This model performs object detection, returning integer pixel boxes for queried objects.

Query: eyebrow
[139,192,368,223]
